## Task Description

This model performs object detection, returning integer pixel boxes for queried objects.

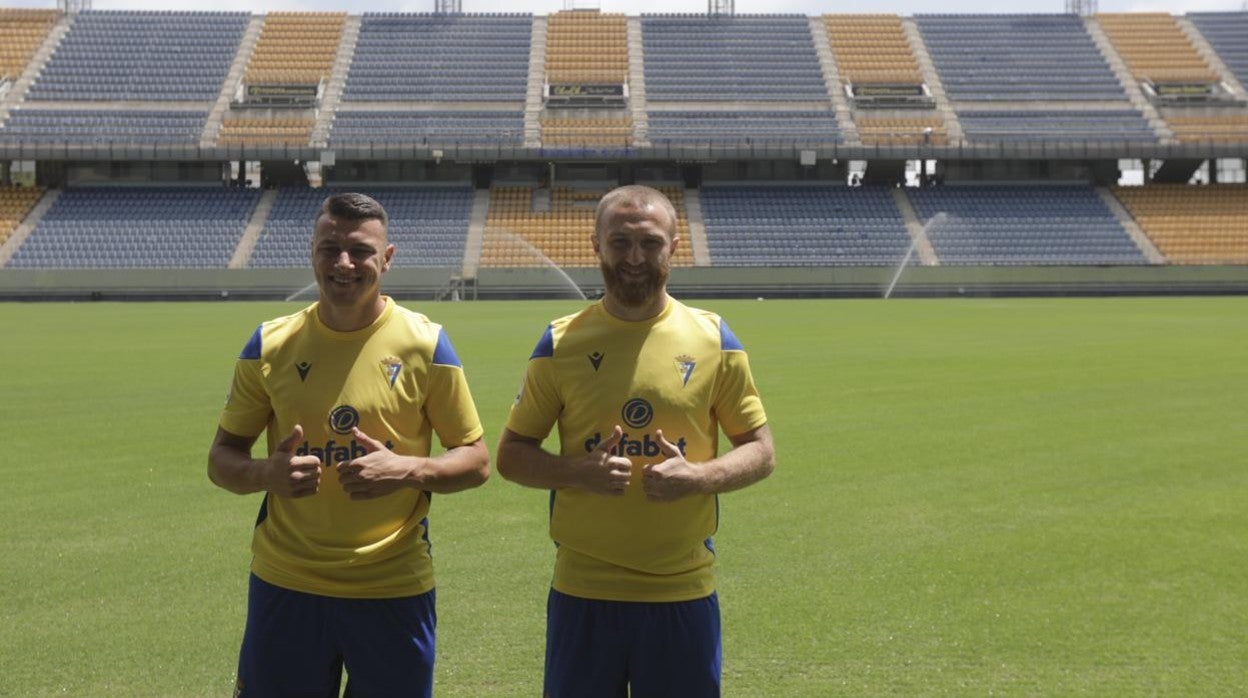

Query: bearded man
[496,184,776,698]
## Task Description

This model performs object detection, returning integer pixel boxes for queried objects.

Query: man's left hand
[336,427,420,500]
[641,429,701,502]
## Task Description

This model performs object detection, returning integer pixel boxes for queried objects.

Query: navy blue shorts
[235,574,436,698]
[544,588,722,698]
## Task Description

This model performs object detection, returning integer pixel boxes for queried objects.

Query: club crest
[381,356,402,388]
[674,354,696,386]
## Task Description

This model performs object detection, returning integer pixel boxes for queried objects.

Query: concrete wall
[3,265,1247,301]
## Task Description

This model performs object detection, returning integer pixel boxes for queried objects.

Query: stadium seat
[1097,13,1217,84]
[481,185,693,268]
[641,15,828,102]
[27,11,248,102]
[0,9,59,82]
[701,184,912,266]
[249,186,473,269]
[8,187,259,269]
[546,11,628,85]
[1112,184,1248,264]
[916,14,1128,102]
[328,111,524,146]
[1186,12,1248,89]
[244,12,346,86]
[906,185,1148,265]
[343,14,531,102]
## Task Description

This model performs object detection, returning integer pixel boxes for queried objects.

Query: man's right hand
[576,425,633,496]
[263,424,322,498]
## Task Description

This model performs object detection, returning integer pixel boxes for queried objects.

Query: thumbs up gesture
[264,424,323,498]
[574,425,634,496]
[336,427,417,500]
[641,429,697,502]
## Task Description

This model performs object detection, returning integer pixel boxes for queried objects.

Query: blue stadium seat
[0,109,207,145]
[701,185,911,266]
[343,14,532,102]
[641,16,828,102]
[905,185,1148,265]
[248,186,473,269]
[955,110,1157,144]
[916,15,1127,102]
[1188,12,1248,89]
[647,110,841,146]
[328,111,524,146]
[8,186,259,269]
[27,11,248,102]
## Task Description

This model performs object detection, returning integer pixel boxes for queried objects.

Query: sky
[7,0,1246,16]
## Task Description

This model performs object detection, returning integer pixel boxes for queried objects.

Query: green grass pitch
[1,297,1245,696]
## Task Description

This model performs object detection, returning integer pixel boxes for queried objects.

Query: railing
[0,138,1245,162]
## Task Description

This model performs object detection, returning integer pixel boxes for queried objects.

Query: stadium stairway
[626,16,649,146]
[682,187,710,266]
[460,188,491,278]
[523,17,546,149]
[1177,16,1248,99]
[891,188,939,265]
[0,188,59,268]
[1096,187,1165,263]
[901,18,963,145]
[808,17,857,146]
[311,15,361,149]
[0,13,72,126]
[1084,16,1173,144]
[229,189,279,269]
[202,15,264,148]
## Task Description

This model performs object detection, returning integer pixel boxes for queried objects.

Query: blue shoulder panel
[432,328,463,367]
[720,318,745,351]
[240,324,263,359]
[529,325,555,359]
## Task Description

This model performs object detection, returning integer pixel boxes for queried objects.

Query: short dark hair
[318,193,388,228]
[594,185,677,239]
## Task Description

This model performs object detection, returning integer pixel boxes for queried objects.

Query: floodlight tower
[434,0,462,14]
[58,0,91,11]
[1065,0,1097,15]
[709,0,734,17]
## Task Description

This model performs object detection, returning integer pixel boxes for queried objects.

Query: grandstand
[27,11,248,102]
[481,184,693,268]
[343,13,531,102]
[1113,184,1248,264]
[7,186,258,269]
[0,8,1243,299]
[701,185,911,266]
[0,9,57,84]
[248,186,473,269]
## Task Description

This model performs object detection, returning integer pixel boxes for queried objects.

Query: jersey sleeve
[504,325,563,441]
[425,328,485,448]
[712,319,767,437]
[219,325,273,438]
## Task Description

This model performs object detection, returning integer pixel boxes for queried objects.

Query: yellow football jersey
[506,298,767,602]
[220,297,484,598]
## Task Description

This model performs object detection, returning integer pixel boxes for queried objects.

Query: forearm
[408,439,490,494]
[208,444,266,495]
[695,426,775,495]
[497,434,582,490]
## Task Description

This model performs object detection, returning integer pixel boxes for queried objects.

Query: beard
[600,258,670,308]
